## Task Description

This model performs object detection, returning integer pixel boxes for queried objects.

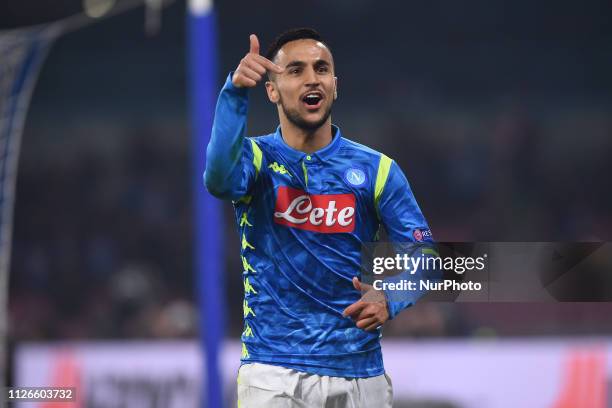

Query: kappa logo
[274,186,356,233]
[269,162,291,177]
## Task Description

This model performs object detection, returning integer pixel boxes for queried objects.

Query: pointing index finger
[252,54,284,74]
[343,301,366,318]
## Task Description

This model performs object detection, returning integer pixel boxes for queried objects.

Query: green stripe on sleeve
[374,154,392,215]
[250,139,262,178]
[422,248,440,257]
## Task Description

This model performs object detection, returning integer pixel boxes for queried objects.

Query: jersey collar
[273,124,343,163]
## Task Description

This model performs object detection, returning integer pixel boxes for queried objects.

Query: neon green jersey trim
[302,160,308,187]
[242,234,255,250]
[244,277,257,295]
[239,213,252,227]
[242,256,256,273]
[235,195,252,205]
[241,343,250,358]
[233,140,262,205]
[250,139,263,178]
[422,248,440,257]
[374,154,393,217]
[243,299,256,318]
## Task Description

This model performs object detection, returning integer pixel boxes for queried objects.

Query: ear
[265,81,280,104]
[333,76,338,100]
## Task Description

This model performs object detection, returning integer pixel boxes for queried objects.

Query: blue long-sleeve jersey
[204,73,433,377]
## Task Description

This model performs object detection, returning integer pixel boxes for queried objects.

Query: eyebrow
[285,61,306,69]
[284,59,332,69]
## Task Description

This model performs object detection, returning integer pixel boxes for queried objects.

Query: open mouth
[302,92,323,109]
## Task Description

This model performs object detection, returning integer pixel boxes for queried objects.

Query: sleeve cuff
[223,71,249,97]
[385,293,413,320]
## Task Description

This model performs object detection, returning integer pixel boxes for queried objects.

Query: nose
[304,66,319,87]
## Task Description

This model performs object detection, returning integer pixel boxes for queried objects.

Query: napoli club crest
[344,168,366,187]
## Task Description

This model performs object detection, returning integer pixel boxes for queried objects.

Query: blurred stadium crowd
[11,125,197,339]
[6,0,612,342]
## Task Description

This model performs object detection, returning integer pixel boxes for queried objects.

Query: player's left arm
[376,159,437,319]
[344,158,436,330]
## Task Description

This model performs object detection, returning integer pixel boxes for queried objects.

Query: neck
[278,114,333,154]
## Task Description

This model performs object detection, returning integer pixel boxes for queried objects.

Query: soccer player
[204,28,433,408]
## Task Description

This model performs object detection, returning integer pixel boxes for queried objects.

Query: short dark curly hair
[265,27,332,63]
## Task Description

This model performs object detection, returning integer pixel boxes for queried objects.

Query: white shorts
[237,362,393,408]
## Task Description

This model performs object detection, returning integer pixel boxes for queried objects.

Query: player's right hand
[232,34,284,88]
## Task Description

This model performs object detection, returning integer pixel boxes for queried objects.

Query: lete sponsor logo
[274,186,356,233]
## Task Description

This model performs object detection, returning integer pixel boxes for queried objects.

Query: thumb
[249,34,260,55]
[352,277,362,291]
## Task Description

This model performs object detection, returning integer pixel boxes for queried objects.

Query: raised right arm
[203,34,283,200]
[203,75,254,200]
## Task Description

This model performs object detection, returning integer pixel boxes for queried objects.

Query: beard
[280,97,333,131]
